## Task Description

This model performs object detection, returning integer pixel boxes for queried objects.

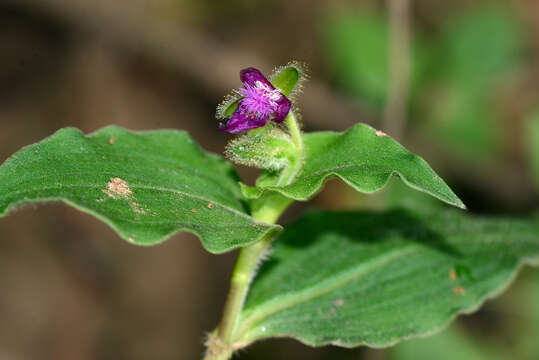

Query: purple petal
[272,95,291,123]
[240,68,275,90]
[219,109,268,134]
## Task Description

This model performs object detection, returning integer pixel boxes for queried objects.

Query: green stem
[279,111,304,187]
[203,203,284,360]
[205,234,274,360]
[204,111,303,360]
[285,111,303,154]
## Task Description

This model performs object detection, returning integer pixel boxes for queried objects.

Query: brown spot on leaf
[449,268,458,281]
[191,209,197,213]
[207,203,214,209]
[109,136,115,144]
[333,298,344,307]
[103,177,132,199]
[130,202,147,215]
[453,286,466,296]
[376,130,387,137]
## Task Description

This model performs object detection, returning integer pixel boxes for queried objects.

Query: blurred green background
[0,0,538,359]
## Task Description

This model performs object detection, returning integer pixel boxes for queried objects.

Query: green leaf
[243,123,465,209]
[0,126,280,253]
[236,209,539,348]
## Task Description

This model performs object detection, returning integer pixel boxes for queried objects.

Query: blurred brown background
[0,0,538,359]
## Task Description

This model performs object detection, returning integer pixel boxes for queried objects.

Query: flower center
[238,81,282,119]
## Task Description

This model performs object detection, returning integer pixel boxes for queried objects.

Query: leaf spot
[452,286,466,296]
[333,298,345,307]
[376,130,387,137]
[103,177,132,199]
[449,268,458,281]
[108,136,116,144]
[191,209,197,213]
[130,201,147,215]
[207,203,214,209]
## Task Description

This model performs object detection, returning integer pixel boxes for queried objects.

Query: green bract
[0,126,280,253]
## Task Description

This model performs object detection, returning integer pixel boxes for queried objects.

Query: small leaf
[0,126,280,253]
[236,209,539,348]
[243,123,465,209]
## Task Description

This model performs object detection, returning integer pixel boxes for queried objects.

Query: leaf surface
[0,126,280,253]
[244,123,465,209]
[237,209,539,347]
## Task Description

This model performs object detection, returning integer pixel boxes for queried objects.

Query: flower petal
[272,95,291,123]
[219,109,268,134]
[240,68,275,89]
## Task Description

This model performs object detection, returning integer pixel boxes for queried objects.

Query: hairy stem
[205,234,274,360]
[285,111,303,154]
[203,202,285,360]
[204,111,303,360]
[281,111,305,186]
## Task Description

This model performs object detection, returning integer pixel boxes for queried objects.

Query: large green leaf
[243,123,465,209]
[235,209,539,348]
[0,126,280,253]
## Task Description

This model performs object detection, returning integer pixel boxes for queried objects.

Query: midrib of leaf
[15,150,241,200]
[0,182,261,224]
[236,245,417,341]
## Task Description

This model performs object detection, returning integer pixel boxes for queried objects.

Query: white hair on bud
[224,126,295,171]
[216,91,242,120]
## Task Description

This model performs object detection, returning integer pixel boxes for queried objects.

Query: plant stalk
[285,111,303,154]
[204,111,303,360]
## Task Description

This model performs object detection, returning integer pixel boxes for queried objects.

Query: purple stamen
[219,68,291,134]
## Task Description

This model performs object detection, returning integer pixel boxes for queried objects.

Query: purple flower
[219,68,291,134]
